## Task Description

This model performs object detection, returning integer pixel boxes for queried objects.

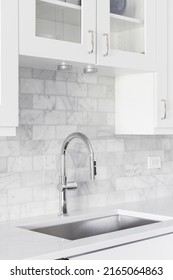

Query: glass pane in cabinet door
[36,0,81,43]
[110,0,144,53]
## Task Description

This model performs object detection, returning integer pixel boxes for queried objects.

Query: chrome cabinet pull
[161,99,167,120]
[103,33,109,56]
[88,30,94,54]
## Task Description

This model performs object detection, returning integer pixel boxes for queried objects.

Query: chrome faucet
[58,132,97,215]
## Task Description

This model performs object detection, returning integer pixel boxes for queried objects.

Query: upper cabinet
[19,0,157,71]
[115,0,173,135]
[0,0,18,136]
[19,0,96,65]
[156,0,173,130]
[97,0,157,71]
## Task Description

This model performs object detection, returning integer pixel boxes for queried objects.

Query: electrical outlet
[148,156,161,169]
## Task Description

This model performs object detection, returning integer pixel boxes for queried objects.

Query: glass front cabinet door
[19,0,96,65]
[97,0,157,71]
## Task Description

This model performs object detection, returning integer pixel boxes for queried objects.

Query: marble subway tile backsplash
[0,67,173,221]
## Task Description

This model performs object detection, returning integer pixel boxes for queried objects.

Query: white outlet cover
[148,156,162,169]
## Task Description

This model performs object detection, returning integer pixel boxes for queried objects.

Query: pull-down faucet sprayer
[58,132,97,215]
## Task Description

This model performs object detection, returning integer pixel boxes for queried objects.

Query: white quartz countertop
[1,196,173,260]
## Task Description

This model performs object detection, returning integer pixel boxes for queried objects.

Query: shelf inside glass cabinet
[36,0,81,43]
[110,13,143,32]
[110,0,145,54]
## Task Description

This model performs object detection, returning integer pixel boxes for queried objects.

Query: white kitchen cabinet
[156,0,173,129]
[0,0,18,136]
[19,0,157,72]
[70,233,173,259]
[114,0,173,135]
[97,0,157,71]
[19,0,96,66]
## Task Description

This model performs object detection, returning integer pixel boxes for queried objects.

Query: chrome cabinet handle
[88,30,94,54]
[161,99,167,120]
[103,33,109,56]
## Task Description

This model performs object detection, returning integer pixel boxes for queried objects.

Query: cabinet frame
[19,0,96,65]
[0,0,18,136]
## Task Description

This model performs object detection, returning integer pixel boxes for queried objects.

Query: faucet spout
[58,132,97,215]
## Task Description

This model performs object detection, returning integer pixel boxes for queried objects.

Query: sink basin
[30,214,159,240]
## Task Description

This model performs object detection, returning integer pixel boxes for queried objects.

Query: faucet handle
[66,182,78,190]
[57,182,78,191]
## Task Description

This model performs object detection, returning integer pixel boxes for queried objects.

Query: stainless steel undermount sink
[30,214,159,241]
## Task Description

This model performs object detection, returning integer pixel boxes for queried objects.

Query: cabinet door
[19,0,96,65]
[0,0,18,136]
[70,233,173,260]
[97,0,157,71]
[156,0,173,129]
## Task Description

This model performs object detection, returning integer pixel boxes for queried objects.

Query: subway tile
[56,125,77,139]
[0,206,7,221]
[33,69,56,80]
[7,157,32,172]
[56,96,77,111]
[6,204,21,221]
[87,84,107,98]
[105,86,115,99]
[0,141,20,157]
[44,140,61,155]
[77,126,97,139]
[56,71,77,82]
[19,67,32,78]
[107,113,115,126]
[20,201,45,218]
[98,75,115,86]
[87,113,107,126]
[20,78,44,94]
[45,111,66,125]
[78,98,97,112]
[98,99,114,112]
[0,193,7,205]
[162,138,171,150]
[8,188,33,204]
[33,95,56,110]
[20,171,45,188]
[77,73,97,84]
[20,141,44,156]
[44,199,59,214]
[20,157,33,171]
[0,158,7,174]
[106,138,124,152]
[33,156,45,171]
[19,95,33,109]
[44,155,57,170]
[45,80,66,95]
[7,157,21,172]
[33,187,43,201]
[33,125,56,140]
[67,112,87,125]
[97,126,115,138]
[20,110,44,125]
[0,173,20,190]
[43,186,58,200]
[15,126,33,141]
[67,82,87,97]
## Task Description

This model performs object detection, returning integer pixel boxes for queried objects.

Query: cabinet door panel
[97,0,157,71]
[70,233,173,260]
[0,0,18,130]
[19,0,96,65]
[156,0,173,129]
